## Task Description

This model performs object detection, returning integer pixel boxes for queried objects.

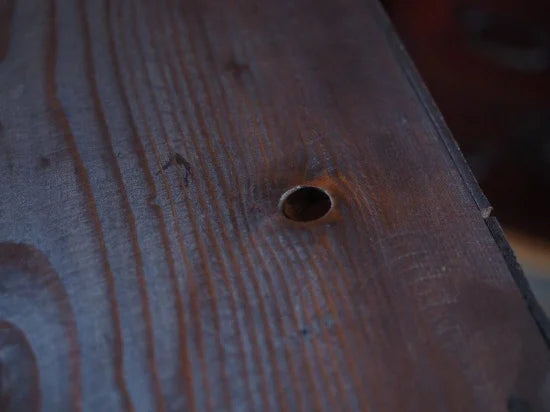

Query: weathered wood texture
[1,0,549,411]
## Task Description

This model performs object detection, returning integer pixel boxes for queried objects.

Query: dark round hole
[280,186,332,222]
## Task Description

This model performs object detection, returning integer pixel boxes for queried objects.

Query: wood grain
[0,0,549,411]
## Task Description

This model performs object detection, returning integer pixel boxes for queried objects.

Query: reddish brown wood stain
[0,0,549,411]
[0,0,15,61]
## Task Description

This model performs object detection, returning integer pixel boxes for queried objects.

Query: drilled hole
[280,186,332,222]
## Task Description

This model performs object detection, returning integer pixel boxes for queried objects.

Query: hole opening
[280,186,333,222]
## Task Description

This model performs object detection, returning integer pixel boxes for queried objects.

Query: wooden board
[1,0,549,410]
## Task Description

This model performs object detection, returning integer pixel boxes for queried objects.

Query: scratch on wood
[159,152,192,185]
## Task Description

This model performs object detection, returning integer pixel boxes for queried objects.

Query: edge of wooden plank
[486,217,550,347]
[367,0,550,346]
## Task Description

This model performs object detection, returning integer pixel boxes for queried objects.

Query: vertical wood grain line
[302,106,401,406]
[117,3,227,409]
[105,1,196,409]
[282,28,416,405]
[230,37,335,412]
[210,13,327,410]
[77,1,168,410]
[278,78,363,409]
[44,1,133,410]
[192,9,309,411]
[146,0,306,406]
[170,3,302,409]
[142,11,249,408]
[334,174,409,409]
[287,87,379,408]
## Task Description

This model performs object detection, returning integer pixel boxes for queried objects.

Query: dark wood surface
[1,0,549,411]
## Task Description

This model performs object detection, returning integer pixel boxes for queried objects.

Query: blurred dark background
[382,0,550,313]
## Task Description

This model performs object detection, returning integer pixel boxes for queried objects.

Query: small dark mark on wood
[161,158,172,171]
[39,156,51,169]
[299,328,309,336]
[174,152,192,174]
[225,58,249,78]
[158,152,192,186]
